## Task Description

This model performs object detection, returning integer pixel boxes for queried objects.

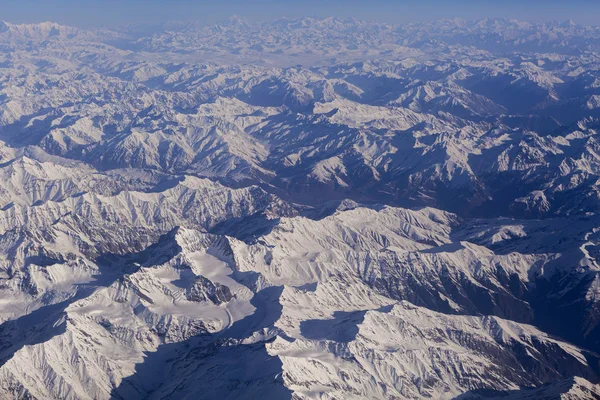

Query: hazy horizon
[3,0,600,28]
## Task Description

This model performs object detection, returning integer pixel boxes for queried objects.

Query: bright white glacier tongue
[0,14,598,400]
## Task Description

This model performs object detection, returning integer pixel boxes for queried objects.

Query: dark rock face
[186,276,233,304]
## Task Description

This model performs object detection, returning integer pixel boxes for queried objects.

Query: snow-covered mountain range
[0,16,599,399]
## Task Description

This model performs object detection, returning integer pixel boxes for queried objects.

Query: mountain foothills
[0,16,600,399]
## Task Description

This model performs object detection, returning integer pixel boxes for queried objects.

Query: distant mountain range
[0,16,598,399]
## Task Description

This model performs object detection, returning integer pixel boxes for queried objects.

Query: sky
[1,0,600,27]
